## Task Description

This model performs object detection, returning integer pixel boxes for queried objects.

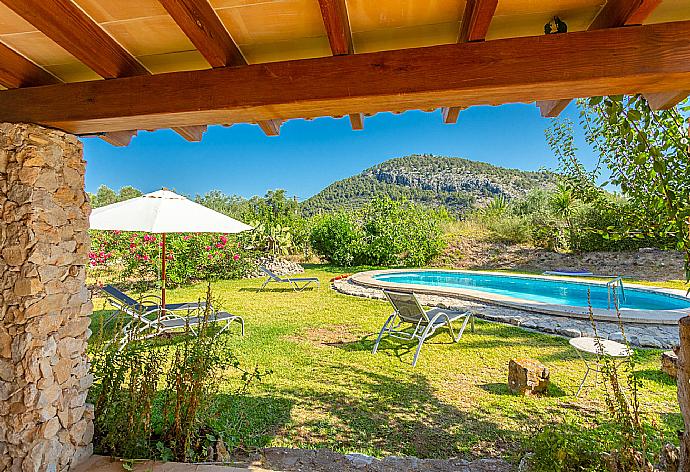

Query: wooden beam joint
[643,91,688,111]
[172,125,208,141]
[257,120,282,136]
[441,107,462,124]
[348,113,363,130]
[537,99,571,118]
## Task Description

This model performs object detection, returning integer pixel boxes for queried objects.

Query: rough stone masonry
[0,124,93,471]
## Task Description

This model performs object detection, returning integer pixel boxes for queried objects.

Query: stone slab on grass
[662,350,679,378]
[508,358,549,395]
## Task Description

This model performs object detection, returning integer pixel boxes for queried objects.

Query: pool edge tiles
[350,269,690,325]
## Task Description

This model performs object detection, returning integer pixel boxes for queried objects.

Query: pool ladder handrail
[606,276,626,310]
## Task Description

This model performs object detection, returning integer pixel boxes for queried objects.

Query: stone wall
[0,124,93,471]
[437,239,686,281]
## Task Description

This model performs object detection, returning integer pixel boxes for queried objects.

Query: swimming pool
[351,269,690,324]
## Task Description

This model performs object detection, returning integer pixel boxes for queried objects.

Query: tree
[579,95,690,274]
[548,95,690,269]
[118,186,142,201]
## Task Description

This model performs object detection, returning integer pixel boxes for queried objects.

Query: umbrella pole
[161,232,166,310]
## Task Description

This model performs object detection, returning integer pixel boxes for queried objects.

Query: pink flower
[205,246,211,251]
[183,235,191,241]
[233,254,240,261]
[220,235,228,244]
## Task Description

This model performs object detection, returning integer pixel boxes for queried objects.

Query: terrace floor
[90,265,683,463]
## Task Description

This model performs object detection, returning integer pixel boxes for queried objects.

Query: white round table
[569,336,632,396]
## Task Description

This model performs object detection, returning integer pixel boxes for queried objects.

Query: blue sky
[83,101,598,201]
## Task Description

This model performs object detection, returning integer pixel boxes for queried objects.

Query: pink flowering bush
[88,230,257,287]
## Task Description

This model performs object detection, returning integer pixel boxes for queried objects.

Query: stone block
[508,358,550,395]
[662,350,678,378]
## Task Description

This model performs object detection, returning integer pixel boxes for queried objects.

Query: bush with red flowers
[88,230,257,288]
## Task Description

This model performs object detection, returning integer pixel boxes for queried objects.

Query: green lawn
[90,265,683,461]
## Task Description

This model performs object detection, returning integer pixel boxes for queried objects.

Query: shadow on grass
[238,287,317,293]
[272,360,522,459]
[479,381,568,398]
[211,393,294,450]
[636,368,676,386]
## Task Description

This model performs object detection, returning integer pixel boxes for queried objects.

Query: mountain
[302,154,554,215]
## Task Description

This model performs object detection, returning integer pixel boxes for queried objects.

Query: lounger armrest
[286,277,319,282]
[141,294,162,303]
[164,301,210,312]
[156,309,189,323]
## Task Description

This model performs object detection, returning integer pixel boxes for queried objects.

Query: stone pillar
[0,124,93,471]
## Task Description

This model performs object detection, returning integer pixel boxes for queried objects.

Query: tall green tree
[548,95,690,275]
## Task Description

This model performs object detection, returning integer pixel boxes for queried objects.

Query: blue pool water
[372,271,690,311]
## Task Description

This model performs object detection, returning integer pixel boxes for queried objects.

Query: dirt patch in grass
[286,324,365,348]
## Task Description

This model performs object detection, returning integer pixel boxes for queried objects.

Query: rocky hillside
[302,154,554,215]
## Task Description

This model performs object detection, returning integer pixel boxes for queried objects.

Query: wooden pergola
[0,0,688,146]
[0,1,690,470]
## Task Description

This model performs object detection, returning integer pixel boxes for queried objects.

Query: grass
[90,265,683,461]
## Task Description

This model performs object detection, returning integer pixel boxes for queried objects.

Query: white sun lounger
[258,266,320,291]
[101,285,244,344]
[373,289,474,367]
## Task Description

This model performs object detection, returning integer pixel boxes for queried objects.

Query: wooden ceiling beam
[0,0,148,79]
[458,0,498,43]
[0,39,134,146]
[542,0,664,117]
[589,0,662,30]
[442,107,461,124]
[171,125,207,141]
[157,0,277,133]
[643,91,689,110]
[0,0,208,142]
[444,0,497,122]
[257,120,281,136]
[0,41,60,89]
[1,21,690,134]
[158,0,246,68]
[348,113,363,130]
[317,0,354,55]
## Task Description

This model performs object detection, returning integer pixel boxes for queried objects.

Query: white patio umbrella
[90,189,252,308]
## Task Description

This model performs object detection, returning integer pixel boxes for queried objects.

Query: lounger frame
[101,285,243,346]
[373,289,474,367]
[258,267,320,292]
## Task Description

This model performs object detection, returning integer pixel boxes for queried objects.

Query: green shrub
[529,421,608,472]
[309,197,445,267]
[89,287,266,462]
[359,198,444,266]
[485,214,532,244]
[309,212,362,266]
